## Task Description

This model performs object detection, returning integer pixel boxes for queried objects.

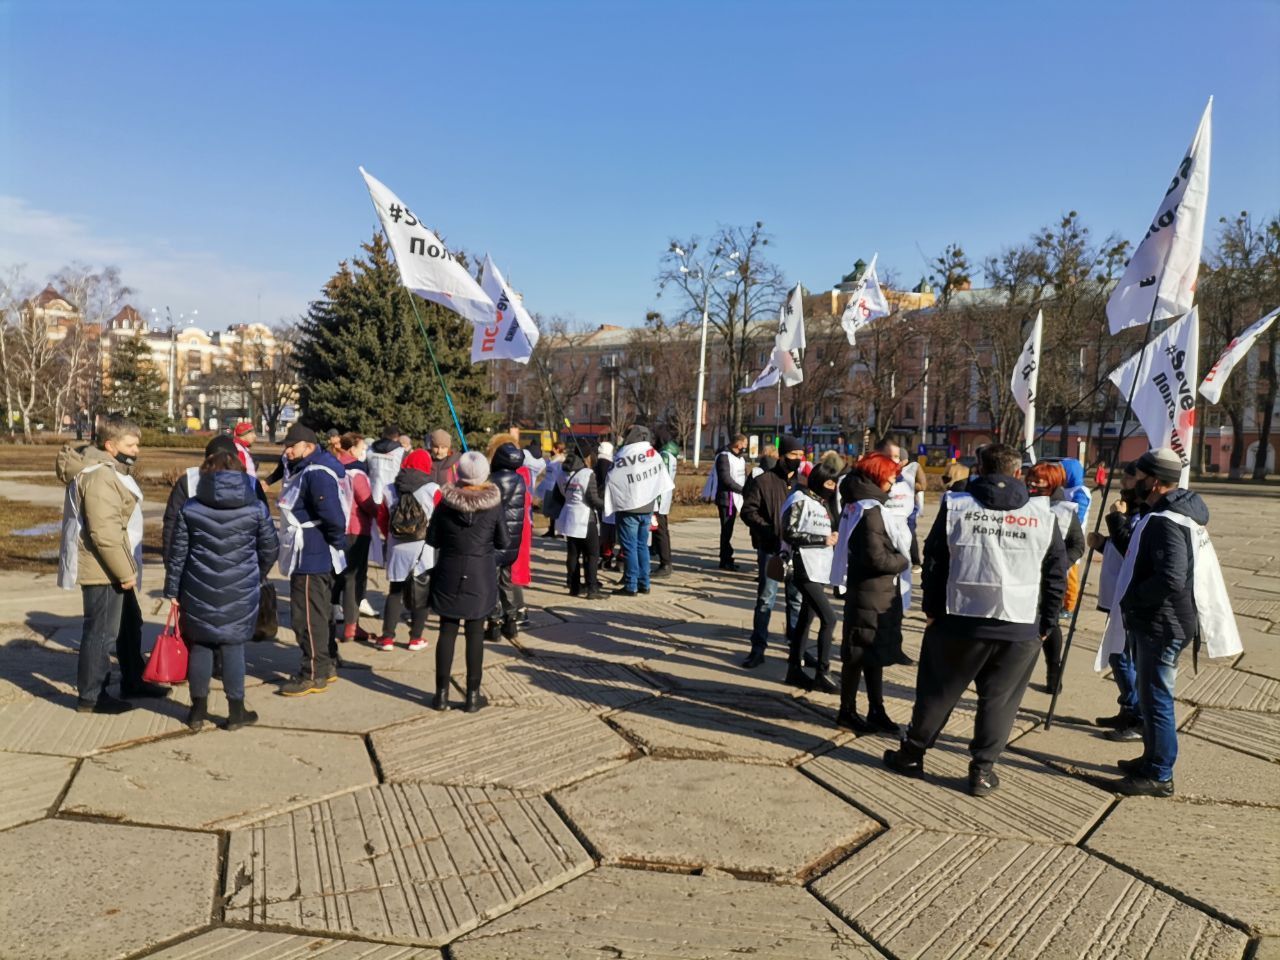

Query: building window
[755,403,764,418]
[905,403,914,420]
[581,402,589,418]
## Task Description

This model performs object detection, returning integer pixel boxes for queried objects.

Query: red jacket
[511,465,533,586]
[336,453,376,536]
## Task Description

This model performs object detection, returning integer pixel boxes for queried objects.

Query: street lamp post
[671,244,738,467]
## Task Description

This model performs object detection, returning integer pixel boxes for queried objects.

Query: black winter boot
[432,685,450,711]
[865,702,900,735]
[484,620,500,642]
[783,664,810,690]
[810,669,838,695]
[501,614,518,641]
[186,696,209,730]
[464,688,485,713]
[226,698,259,731]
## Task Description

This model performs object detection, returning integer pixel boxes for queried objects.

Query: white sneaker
[359,599,378,617]
[406,638,428,652]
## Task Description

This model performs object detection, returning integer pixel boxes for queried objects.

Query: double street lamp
[669,243,738,467]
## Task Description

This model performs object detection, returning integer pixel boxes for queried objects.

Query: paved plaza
[0,483,1277,959]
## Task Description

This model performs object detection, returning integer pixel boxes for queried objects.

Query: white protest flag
[1107,99,1212,334]
[1108,308,1200,481]
[739,346,804,395]
[471,254,540,364]
[359,167,496,326]
[1011,310,1043,461]
[775,283,806,354]
[1199,305,1279,404]
[839,253,890,345]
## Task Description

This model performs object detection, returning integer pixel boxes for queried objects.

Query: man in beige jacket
[57,415,169,712]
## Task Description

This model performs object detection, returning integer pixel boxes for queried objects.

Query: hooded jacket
[840,473,910,656]
[163,459,268,563]
[741,458,799,553]
[1047,487,1086,564]
[922,473,1068,642]
[490,443,529,569]
[56,444,141,587]
[426,482,509,621]
[561,453,605,514]
[1119,488,1209,642]
[1060,458,1091,525]
[164,471,279,646]
[281,447,349,576]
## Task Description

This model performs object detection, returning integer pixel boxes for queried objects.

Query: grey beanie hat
[1135,447,1183,484]
[456,450,490,485]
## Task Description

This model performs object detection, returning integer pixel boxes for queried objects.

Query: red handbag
[143,604,189,684]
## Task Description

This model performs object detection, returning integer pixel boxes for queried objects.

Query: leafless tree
[621,312,701,449]
[224,321,301,441]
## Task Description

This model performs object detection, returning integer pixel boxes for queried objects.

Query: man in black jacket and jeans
[739,435,805,669]
[884,443,1067,797]
[714,434,748,570]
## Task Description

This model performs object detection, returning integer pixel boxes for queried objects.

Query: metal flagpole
[1044,308,1159,729]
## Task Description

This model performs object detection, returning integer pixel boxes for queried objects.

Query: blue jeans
[615,512,651,592]
[188,644,246,700]
[1109,630,1141,718]
[1134,630,1189,781]
[749,548,801,652]
[78,585,145,700]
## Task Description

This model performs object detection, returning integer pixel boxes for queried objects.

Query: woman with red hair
[832,452,913,734]
[374,449,442,652]
[1025,461,1085,692]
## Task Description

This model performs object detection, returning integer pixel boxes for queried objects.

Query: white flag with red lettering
[1108,308,1200,483]
[775,283,806,354]
[1107,99,1212,334]
[1011,310,1043,461]
[840,253,890,345]
[1199,305,1279,404]
[471,255,539,364]
[359,167,496,327]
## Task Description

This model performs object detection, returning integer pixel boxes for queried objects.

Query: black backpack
[390,490,429,541]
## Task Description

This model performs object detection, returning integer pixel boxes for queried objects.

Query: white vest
[942,491,1054,624]
[701,450,746,511]
[382,482,440,582]
[656,451,678,516]
[558,467,596,539]
[884,469,916,523]
[782,490,833,585]
[1096,540,1124,613]
[1096,509,1242,670]
[277,463,352,576]
[58,465,144,591]
[366,448,404,505]
[830,499,913,608]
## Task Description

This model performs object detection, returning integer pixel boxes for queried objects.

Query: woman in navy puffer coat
[165,451,279,731]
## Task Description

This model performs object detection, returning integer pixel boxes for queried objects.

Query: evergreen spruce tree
[105,331,168,427]
[295,233,496,441]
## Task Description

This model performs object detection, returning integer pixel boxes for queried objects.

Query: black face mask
[782,457,802,477]
[1135,478,1157,500]
[114,452,136,468]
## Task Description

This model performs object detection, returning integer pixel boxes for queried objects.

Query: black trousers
[717,503,737,565]
[1041,623,1063,677]
[789,575,836,671]
[566,519,600,594]
[78,584,144,700]
[493,565,524,620]
[903,624,1040,772]
[381,578,429,639]
[653,513,672,568]
[335,533,371,624]
[840,646,885,713]
[436,617,485,690]
[291,571,334,681]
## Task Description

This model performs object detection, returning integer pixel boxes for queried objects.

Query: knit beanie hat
[778,434,804,456]
[429,429,452,448]
[1135,447,1183,484]
[205,435,238,457]
[456,450,490,485]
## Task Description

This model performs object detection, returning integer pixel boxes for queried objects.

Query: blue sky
[2,0,1277,330]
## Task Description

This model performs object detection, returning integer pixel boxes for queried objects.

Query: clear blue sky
[2,0,1277,330]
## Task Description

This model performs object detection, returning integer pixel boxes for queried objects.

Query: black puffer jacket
[922,473,1068,642]
[490,443,528,568]
[741,460,798,552]
[1119,488,1208,643]
[163,471,279,647]
[840,474,910,658]
[426,483,508,621]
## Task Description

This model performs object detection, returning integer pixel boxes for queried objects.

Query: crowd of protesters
[56,414,1230,799]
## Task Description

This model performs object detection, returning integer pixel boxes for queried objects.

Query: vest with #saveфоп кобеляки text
[557,467,596,539]
[943,491,1054,625]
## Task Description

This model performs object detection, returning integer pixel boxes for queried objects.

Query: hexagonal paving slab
[62,727,376,829]
[802,733,1113,843]
[610,693,846,764]
[450,866,880,959]
[371,706,634,792]
[479,658,661,712]
[0,692,188,757]
[0,818,218,960]
[814,828,1248,959]
[512,619,680,663]
[224,782,592,946]
[1086,798,1280,935]
[1186,707,1280,762]
[0,752,76,830]
[145,928,440,959]
[553,757,878,881]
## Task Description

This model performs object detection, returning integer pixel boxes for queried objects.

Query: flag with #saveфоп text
[1107,99,1212,334]
[775,283,806,354]
[471,255,539,364]
[1108,308,1200,482]
[739,346,803,394]
[840,253,890,345]
[1011,310,1043,462]
[359,167,496,327]
[1199,305,1279,404]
